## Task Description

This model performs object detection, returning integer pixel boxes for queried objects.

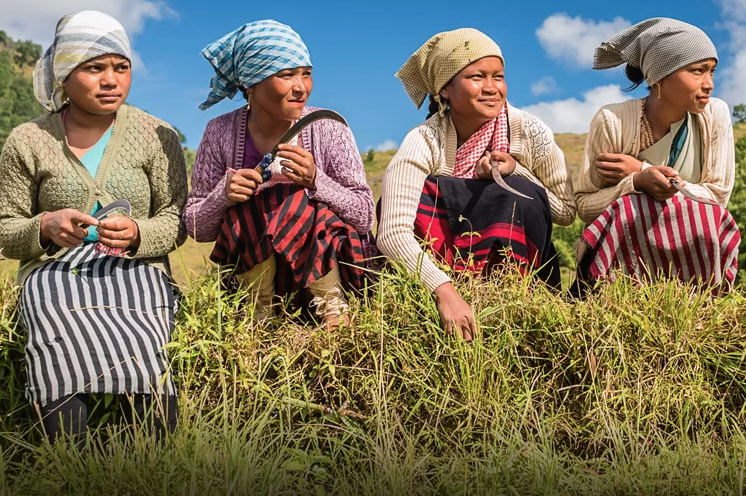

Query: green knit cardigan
[0,105,188,284]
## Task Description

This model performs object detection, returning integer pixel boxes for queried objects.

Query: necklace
[640,98,655,151]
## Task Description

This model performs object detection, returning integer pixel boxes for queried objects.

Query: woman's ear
[439,88,449,101]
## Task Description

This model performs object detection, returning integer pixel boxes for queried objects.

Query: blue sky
[2,0,744,150]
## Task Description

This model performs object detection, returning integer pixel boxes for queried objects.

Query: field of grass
[3,135,746,494]
[2,266,746,494]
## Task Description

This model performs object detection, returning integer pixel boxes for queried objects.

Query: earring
[434,94,446,117]
[656,83,662,99]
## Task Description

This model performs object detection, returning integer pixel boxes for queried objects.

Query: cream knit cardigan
[377,104,576,292]
[574,97,735,224]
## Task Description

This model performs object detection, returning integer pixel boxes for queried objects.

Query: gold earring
[434,94,446,117]
[656,83,662,99]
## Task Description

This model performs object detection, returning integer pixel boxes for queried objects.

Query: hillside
[0,32,44,151]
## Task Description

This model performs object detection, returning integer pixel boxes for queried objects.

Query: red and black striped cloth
[578,194,740,289]
[210,184,366,298]
[414,175,561,287]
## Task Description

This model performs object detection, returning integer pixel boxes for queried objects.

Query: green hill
[0,32,44,151]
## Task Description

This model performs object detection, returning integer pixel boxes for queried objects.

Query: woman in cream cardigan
[377,28,575,340]
[574,18,739,290]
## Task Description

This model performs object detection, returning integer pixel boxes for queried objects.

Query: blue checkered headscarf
[199,20,312,110]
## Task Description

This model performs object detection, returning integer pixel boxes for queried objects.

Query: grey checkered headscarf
[593,18,718,86]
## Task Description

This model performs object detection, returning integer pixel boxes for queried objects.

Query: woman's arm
[0,129,47,260]
[685,99,735,205]
[183,119,234,242]
[307,120,375,233]
[130,126,188,258]
[574,109,638,224]
[377,127,451,293]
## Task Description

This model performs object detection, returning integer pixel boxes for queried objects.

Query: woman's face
[63,54,131,115]
[660,59,716,114]
[248,67,313,121]
[440,56,507,123]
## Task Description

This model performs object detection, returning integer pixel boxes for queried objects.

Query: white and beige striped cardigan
[377,104,576,292]
[574,97,735,224]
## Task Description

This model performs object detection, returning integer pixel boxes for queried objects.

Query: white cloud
[0,0,175,73]
[536,13,631,68]
[530,76,559,96]
[521,85,632,134]
[364,139,398,152]
[716,0,746,107]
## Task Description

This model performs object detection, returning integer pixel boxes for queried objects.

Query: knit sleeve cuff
[422,266,452,293]
[130,217,177,259]
[306,167,337,203]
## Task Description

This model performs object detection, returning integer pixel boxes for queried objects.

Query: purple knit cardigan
[184,106,374,243]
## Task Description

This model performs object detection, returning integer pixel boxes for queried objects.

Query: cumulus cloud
[521,85,632,134]
[0,0,175,72]
[716,0,746,107]
[536,13,631,68]
[364,139,399,152]
[530,76,559,96]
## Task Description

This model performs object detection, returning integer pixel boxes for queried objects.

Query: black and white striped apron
[20,244,178,407]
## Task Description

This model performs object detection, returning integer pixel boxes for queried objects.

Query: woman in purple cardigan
[185,20,374,326]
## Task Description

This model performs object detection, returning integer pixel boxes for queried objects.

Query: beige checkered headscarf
[396,28,504,112]
[594,18,718,86]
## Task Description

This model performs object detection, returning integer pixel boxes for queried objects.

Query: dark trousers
[39,394,178,445]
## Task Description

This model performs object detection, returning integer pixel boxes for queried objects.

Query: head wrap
[32,11,131,112]
[396,28,504,113]
[199,20,312,110]
[593,17,718,86]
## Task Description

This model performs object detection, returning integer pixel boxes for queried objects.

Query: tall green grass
[2,266,746,495]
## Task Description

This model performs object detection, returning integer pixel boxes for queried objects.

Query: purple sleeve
[307,120,374,234]
[183,119,234,242]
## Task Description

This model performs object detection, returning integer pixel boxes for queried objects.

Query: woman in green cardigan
[0,11,187,443]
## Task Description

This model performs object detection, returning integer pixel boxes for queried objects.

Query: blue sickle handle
[255,154,274,182]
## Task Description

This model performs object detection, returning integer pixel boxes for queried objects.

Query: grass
[2,263,746,494]
[1,135,745,494]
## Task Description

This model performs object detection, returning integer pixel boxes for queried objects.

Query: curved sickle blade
[269,110,348,156]
[492,167,533,200]
[669,178,720,206]
[255,110,349,179]
[94,199,132,220]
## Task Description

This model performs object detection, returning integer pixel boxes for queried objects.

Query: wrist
[39,212,51,246]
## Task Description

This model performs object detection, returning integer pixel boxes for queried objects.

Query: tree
[727,136,746,285]
[173,126,187,145]
[366,149,375,162]
[733,104,746,124]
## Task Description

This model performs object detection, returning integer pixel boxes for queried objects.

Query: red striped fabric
[414,176,543,276]
[210,184,366,298]
[452,104,510,179]
[580,194,740,288]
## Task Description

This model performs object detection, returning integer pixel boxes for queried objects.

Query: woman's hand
[40,209,100,248]
[595,152,643,185]
[277,144,317,189]
[433,282,478,341]
[225,168,264,204]
[632,166,683,201]
[475,150,516,179]
[96,216,140,249]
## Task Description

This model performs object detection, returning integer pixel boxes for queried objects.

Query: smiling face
[439,56,507,126]
[63,54,131,115]
[247,66,313,122]
[659,59,717,114]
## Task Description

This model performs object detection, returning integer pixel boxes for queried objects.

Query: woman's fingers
[596,152,625,162]
[277,144,312,158]
[97,236,129,249]
[276,149,310,167]
[233,168,263,184]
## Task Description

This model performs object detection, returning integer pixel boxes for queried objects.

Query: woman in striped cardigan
[377,28,575,340]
